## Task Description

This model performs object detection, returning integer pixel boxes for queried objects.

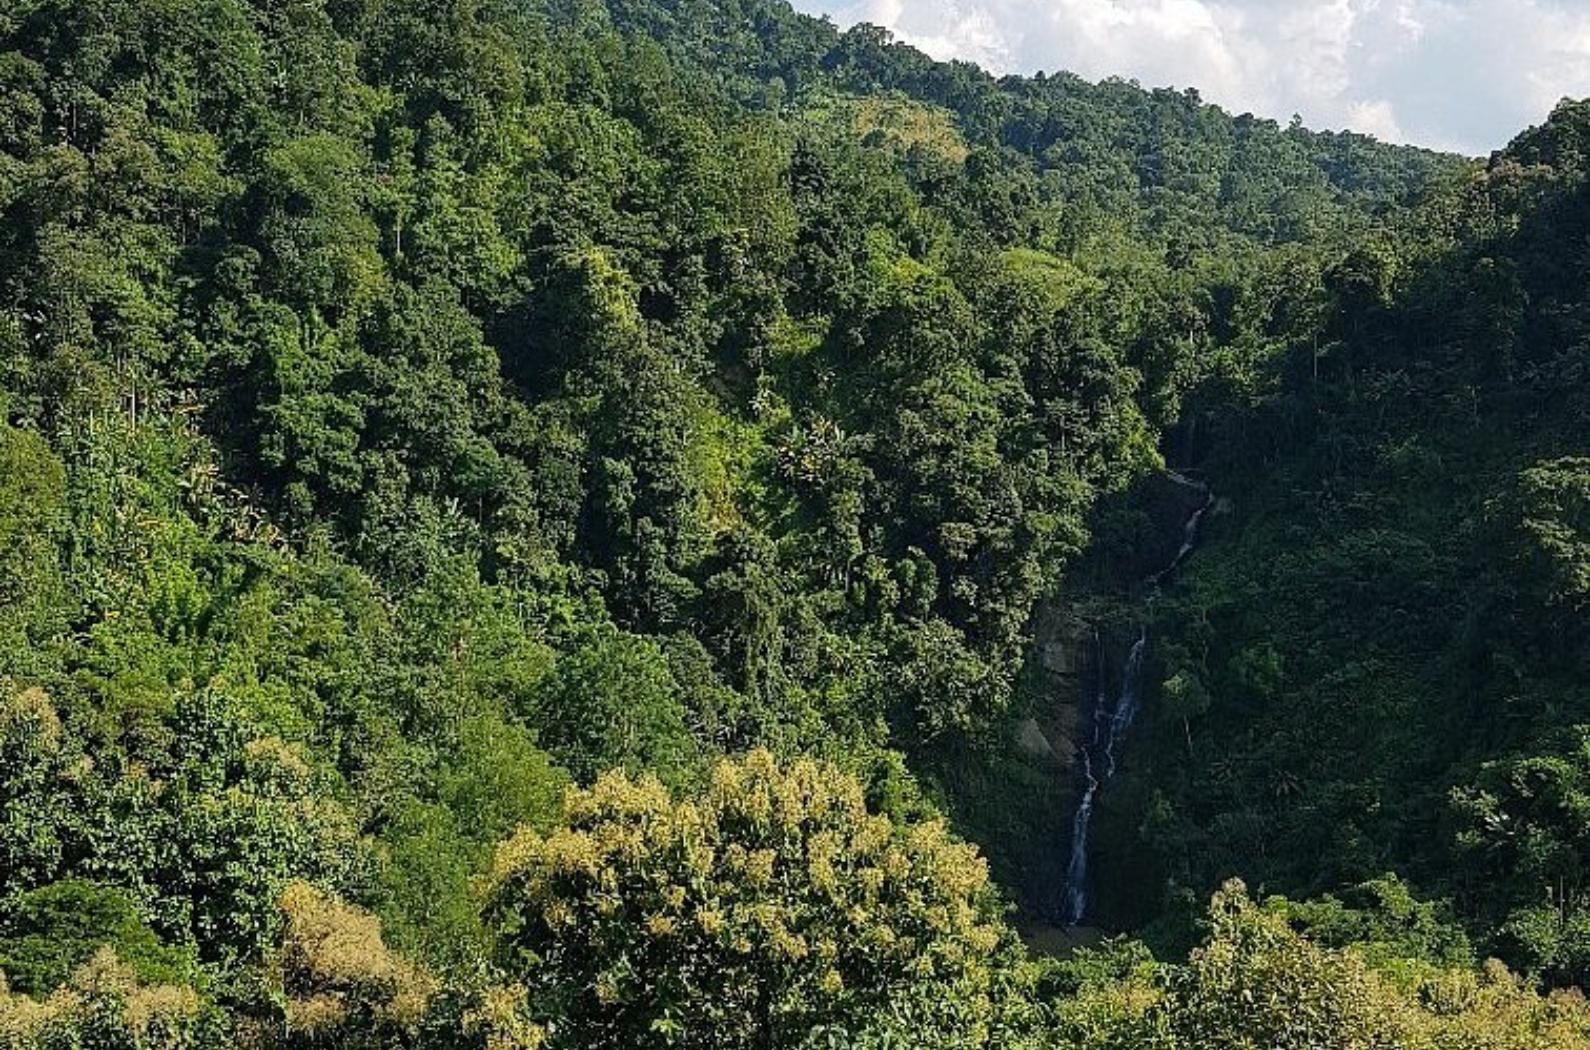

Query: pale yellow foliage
[0,948,199,1050]
[484,748,1018,1047]
[0,687,61,754]
[276,881,435,1038]
[808,93,970,163]
[1152,881,1590,1050]
[464,984,547,1050]
[1406,960,1590,1050]
[243,736,312,784]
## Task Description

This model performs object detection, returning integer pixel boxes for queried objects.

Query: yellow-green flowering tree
[479,749,1038,1049]
[0,948,204,1050]
[1152,881,1590,1050]
[271,882,435,1049]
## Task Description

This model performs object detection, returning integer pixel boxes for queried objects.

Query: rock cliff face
[1019,469,1219,924]
[1026,472,1211,766]
[1024,607,1093,771]
[1132,471,1218,585]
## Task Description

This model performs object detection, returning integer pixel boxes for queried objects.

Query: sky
[787,0,1590,155]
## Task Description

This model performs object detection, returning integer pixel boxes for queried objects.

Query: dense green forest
[1,0,1587,1045]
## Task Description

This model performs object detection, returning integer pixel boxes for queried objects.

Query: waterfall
[1150,474,1216,589]
[1060,629,1147,925]
[1104,631,1147,779]
[1061,636,1108,925]
[1060,472,1211,926]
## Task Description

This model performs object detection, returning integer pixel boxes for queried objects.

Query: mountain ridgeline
[0,0,1587,1046]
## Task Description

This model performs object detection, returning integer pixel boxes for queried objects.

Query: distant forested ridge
[0,0,1586,1046]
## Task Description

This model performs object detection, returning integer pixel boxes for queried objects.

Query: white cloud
[795,0,1590,154]
[1347,98,1407,143]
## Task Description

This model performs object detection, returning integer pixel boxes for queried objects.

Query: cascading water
[1151,473,1216,589]
[1060,636,1107,925]
[1060,472,1212,927]
[1060,629,1146,925]
[1104,632,1147,779]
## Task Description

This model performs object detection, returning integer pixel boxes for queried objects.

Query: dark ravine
[1060,471,1213,927]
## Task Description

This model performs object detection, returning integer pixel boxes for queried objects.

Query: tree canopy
[0,0,1585,1045]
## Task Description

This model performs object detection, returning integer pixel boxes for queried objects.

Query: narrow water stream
[1060,472,1212,926]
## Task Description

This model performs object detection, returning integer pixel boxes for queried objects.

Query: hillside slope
[1090,101,1590,980]
[0,0,1585,1045]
